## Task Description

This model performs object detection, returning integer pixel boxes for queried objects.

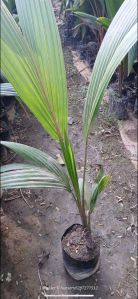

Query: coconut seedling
[0,0,137,280]
[71,0,137,95]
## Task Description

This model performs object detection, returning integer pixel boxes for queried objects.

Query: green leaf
[89,183,99,212]
[1,0,68,141]
[73,11,110,30]
[1,164,69,190]
[98,175,110,193]
[1,141,71,193]
[95,166,104,183]
[89,175,110,212]
[83,0,137,141]
[104,0,124,19]
[73,11,98,26]
[59,133,80,202]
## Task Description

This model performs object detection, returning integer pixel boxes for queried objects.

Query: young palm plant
[0,0,137,281]
[0,0,137,232]
[72,0,137,93]
[3,0,16,12]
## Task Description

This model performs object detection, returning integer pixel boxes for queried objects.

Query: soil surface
[62,224,100,261]
[1,2,137,299]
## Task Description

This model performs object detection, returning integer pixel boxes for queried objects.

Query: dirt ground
[1,4,137,299]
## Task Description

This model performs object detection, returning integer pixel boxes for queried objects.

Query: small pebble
[0,274,4,282]
[112,231,115,235]
[6,272,12,283]
[68,116,74,125]
[125,294,131,299]
[111,291,114,296]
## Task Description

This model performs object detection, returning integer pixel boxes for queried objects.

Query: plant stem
[81,139,88,227]
[88,0,97,16]
[87,211,91,232]
[118,62,124,97]
[71,191,85,224]
[98,27,104,45]
[93,0,99,17]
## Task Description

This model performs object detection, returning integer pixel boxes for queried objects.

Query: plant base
[63,254,100,281]
[61,224,100,281]
[109,95,128,120]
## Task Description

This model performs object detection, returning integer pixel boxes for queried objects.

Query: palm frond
[1,163,69,190]
[83,0,137,141]
[1,141,72,192]
[104,0,124,19]
[89,175,110,212]
[73,11,110,29]
[1,0,68,140]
